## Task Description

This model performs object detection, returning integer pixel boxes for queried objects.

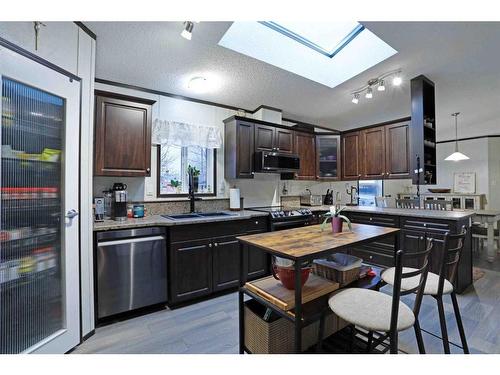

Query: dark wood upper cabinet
[385,122,410,179]
[254,124,276,152]
[255,124,295,154]
[316,134,341,180]
[275,128,295,154]
[341,131,362,180]
[94,91,155,177]
[360,126,386,179]
[294,132,316,180]
[224,118,255,179]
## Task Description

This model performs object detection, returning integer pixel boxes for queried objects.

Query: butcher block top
[237,223,400,261]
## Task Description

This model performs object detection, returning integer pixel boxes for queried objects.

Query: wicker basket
[244,299,347,354]
[312,254,362,287]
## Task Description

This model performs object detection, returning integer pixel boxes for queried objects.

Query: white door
[0,45,80,353]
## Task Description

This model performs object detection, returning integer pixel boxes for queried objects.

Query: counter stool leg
[436,297,451,353]
[450,292,469,354]
[366,331,374,353]
[414,319,426,354]
[294,261,302,354]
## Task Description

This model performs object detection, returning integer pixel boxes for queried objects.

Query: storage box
[312,253,362,287]
[244,299,347,354]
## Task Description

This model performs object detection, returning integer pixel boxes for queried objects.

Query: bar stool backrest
[438,226,468,295]
[396,198,420,209]
[390,239,434,335]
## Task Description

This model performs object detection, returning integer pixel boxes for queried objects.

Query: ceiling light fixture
[377,79,386,91]
[181,21,194,40]
[350,69,402,104]
[188,76,208,91]
[445,112,470,161]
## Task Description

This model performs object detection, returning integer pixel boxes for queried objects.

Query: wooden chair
[319,241,433,354]
[381,226,469,354]
[424,199,453,211]
[396,198,420,209]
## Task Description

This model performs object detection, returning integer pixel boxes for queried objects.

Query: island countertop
[300,205,475,221]
[237,223,399,261]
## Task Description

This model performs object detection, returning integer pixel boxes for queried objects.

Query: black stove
[248,206,313,231]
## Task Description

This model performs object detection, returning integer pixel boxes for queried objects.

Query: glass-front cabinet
[316,134,341,180]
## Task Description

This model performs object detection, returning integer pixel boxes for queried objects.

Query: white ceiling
[88,21,500,138]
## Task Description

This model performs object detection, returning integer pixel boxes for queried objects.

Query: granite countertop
[299,205,475,221]
[93,210,269,231]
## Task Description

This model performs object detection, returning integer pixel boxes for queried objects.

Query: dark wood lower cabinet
[212,235,240,292]
[168,218,269,305]
[170,239,213,303]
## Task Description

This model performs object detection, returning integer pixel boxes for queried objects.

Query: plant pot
[272,265,312,290]
[331,216,343,233]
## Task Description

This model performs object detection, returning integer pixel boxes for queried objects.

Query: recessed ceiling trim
[259,21,365,58]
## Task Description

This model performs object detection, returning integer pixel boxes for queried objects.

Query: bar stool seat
[382,267,454,295]
[328,288,415,332]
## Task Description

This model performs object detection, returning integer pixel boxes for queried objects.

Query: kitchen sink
[197,212,233,217]
[162,212,234,220]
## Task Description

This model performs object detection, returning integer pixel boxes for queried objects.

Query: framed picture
[454,172,476,194]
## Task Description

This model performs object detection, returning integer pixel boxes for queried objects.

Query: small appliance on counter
[102,189,113,219]
[112,182,128,221]
[94,197,105,222]
[346,184,359,206]
[300,189,323,206]
[323,189,334,205]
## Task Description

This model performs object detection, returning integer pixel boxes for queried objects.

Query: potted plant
[187,165,200,192]
[321,205,352,234]
[170,179,181,194]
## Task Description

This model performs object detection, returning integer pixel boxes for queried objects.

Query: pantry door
[0,45,80,353]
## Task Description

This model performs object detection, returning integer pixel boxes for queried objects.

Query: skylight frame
[259,21,365,58]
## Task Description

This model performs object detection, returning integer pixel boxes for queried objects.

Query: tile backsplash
[141,199,230,216]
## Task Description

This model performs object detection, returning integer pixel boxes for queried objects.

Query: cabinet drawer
[400,217,451,233]
[346,212,399,227]
[349,248,394,268]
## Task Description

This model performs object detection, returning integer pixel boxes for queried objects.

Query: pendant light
[445,112,470,161]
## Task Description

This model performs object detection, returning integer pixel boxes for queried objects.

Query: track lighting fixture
[349,69,402,104]
[181,21,194,40]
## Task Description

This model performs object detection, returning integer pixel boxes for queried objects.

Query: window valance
[153,119,223,148]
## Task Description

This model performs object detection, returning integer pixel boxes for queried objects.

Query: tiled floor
[73,250,500,354]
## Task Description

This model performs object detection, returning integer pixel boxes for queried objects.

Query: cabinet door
[342,131,361,180]
[316,135,341,180]
[361,126,386,179]
[399,230,425,268]
[212,235,240,292]
[254,124,275,152]
[385,122,410,179]
[276,128,295,154]
[294,132,316,180]
[245,230,269,280]
[236,121,255,178]
[94,92,154,176]
[170,239,212,303]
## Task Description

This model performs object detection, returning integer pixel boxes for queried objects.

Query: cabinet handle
[369,217,373,221]
[255,221,259,225]
[208,243,212,248]
[420,236,424,240]
[251,172,255,175]
[146,168,150,173]
[276,148,280,151]
[423,223,427,227]
[358,174,361,177]
[214,243,218,247]
[369,255,373,260]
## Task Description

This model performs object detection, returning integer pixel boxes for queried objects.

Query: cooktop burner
[248,206,312,219]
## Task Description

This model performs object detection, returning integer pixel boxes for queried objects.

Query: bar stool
[318,240,433,354]
[381,226,469,354]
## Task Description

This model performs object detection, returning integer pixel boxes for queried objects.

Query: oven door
[271,218,310,231]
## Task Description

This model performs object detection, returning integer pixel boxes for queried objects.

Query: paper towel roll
[229,188,241,210]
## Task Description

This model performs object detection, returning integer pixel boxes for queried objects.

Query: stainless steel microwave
[254,151,300,173]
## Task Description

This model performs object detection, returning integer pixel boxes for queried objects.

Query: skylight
[219,22,397,88]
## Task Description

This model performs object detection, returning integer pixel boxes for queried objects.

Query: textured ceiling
[88,21,500,138]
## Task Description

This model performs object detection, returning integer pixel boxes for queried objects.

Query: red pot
[331,216,343,233]
[272,265,312,290]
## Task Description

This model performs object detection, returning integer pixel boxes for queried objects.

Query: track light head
[352,93,359,104]
[365,87,373,99]
[392,75,402,86]
[377,79,386,91]
[181,21,194,40]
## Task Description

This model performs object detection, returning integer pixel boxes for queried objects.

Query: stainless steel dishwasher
[96,227,167,319]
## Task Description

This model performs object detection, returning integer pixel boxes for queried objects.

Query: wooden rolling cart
[237,223,400,354]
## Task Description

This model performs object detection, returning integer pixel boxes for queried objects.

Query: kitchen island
[237,223,400,354]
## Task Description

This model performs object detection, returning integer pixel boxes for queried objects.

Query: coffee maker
[112,182,128,221]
